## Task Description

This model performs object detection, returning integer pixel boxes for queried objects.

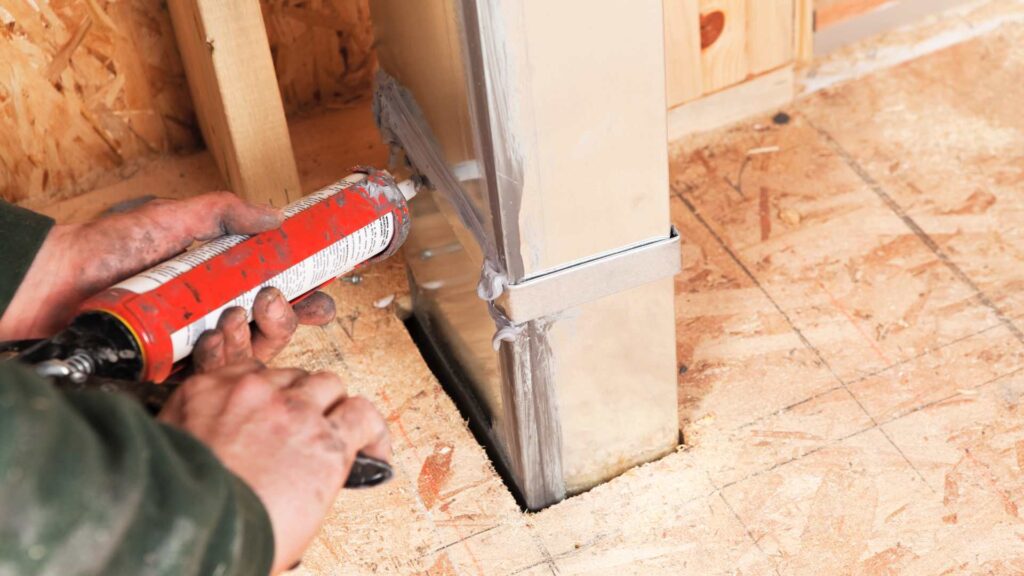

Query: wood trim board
[667,64,794,141]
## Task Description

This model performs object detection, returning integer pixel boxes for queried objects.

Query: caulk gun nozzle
[397,179,417,202]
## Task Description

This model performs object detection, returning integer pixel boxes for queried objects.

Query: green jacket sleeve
[0,201,54,318]
[0,361,275,575]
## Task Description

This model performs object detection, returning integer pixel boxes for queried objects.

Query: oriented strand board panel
[167,0,301,207]
[261,0,376,112]
[664,0,703,107]
[0,1,197,205]
[38,97,388,224]
[699,0,748,93]
[746,0,795,74]
[1,0,373,208]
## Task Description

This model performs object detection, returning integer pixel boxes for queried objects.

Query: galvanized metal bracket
[496,227,681,324]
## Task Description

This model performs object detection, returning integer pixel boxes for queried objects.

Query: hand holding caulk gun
[0,167,415,574]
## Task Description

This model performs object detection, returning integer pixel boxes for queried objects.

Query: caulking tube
[67,168,413,383]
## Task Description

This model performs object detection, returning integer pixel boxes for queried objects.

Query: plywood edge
[816,0,892,29]
[801,0,1023,95]
[813,0,976,55]
[667,65,794,141]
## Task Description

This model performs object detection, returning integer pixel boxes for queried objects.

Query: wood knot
[700,10,725,49]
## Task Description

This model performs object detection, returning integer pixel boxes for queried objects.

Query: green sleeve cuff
[228,472,277,572]
[0,201,55,318]
[0,361,276,575]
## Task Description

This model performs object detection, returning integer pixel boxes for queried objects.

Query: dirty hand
[191,287,336,372]
[158,359,391,574]
[0,192,335,346]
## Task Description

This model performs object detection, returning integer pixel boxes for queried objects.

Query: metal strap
[496,227,681,324]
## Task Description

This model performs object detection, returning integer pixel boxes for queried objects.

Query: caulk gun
[2,167,415,489]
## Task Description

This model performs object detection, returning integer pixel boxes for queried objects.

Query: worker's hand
[0,192,333,341]
[191,287,336,372]
[158,359,391,575]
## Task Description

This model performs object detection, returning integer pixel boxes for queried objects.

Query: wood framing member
[795,0,815,64]
[664,0,703,107]
[167,0,301,207]
[667,64,794,141]
[699,0,748,93]
[663,0,802,116]
[746,0,794,75]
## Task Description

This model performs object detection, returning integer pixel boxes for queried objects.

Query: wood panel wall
[664,0,798,109]
[0,0,373,206]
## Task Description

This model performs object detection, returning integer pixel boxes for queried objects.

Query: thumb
[142,191,284,242]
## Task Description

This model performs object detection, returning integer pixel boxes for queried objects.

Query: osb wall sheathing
[0,0,374,206]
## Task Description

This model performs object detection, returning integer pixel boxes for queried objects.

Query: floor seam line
[708,472,783,576]
[674,185,932,493]
[672,189,848,388]
[845,318,1009,386]
[707,360,1024,494]
[806,117,1024,346]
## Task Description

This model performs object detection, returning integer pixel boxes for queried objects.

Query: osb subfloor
[40,14,1024,576]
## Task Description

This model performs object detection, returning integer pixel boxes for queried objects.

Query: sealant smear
[373,70,522,341]
[461,0,527,281]
[375,69,563,509]
[373,71,501,268]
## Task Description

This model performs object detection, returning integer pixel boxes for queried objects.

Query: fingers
[193,330,226,373]
[164,358,265,418]
[292,292,337,326]
[145,191,284,242]
[192,307,255,373]
[103,192,281,272]
[326,396,392,463]
[251,287,299,361]
[217,307,253,365]
[157,386,185,423]
[260,367,309,389]
[64,192,283,318]
[287,371,348,413]
[196,288,332,371]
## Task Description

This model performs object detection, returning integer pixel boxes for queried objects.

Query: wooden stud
[795,0,815,64]
[746,0,795,75]
[698,0,749,94]
[167,0,301,207]
[664,0,703,107]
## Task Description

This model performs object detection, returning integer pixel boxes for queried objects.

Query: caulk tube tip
[397,179,417,202]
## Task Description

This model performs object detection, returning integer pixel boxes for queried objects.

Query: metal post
[371,0,679,509]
